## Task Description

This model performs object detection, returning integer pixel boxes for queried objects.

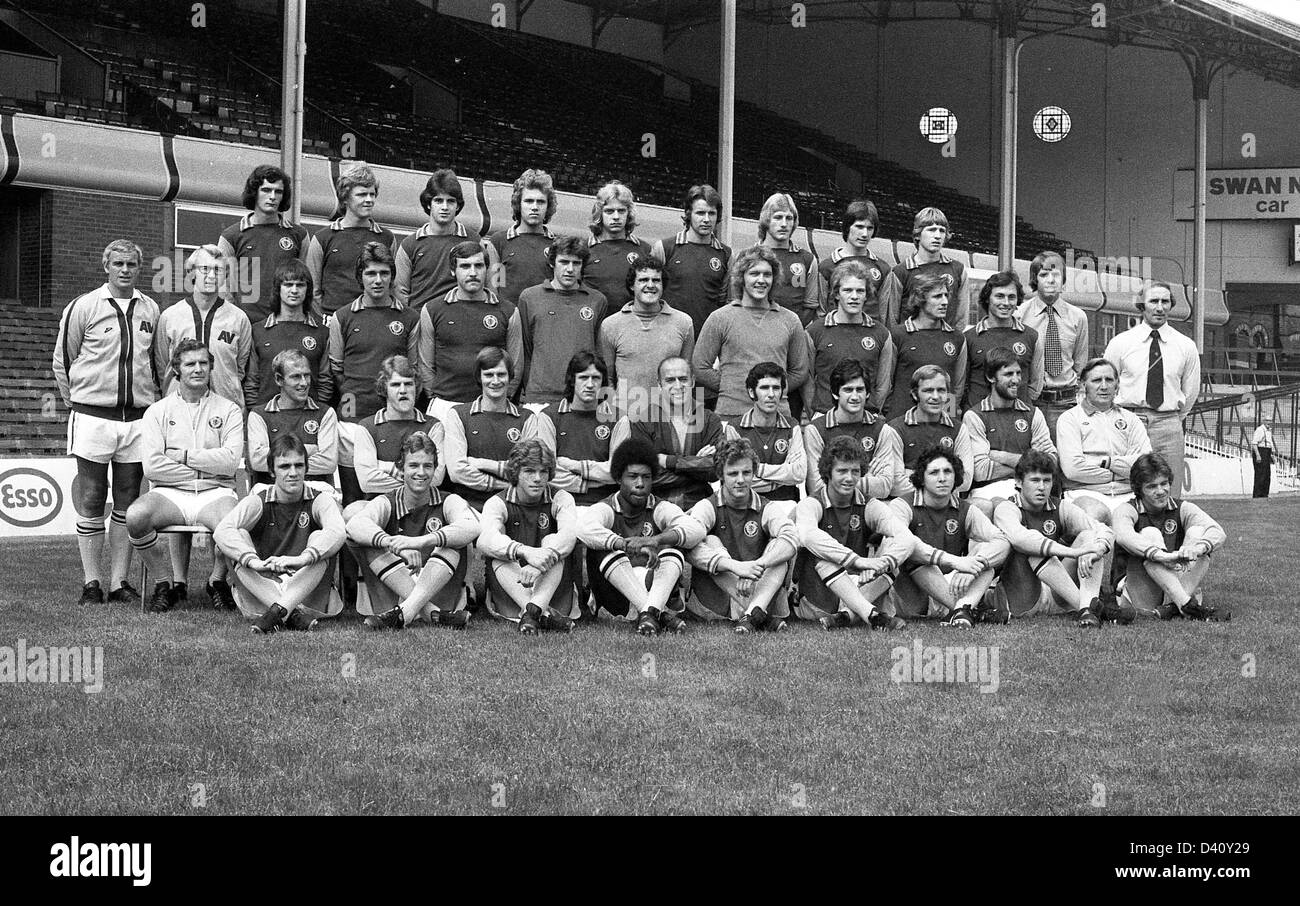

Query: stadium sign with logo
[0,459,84,537]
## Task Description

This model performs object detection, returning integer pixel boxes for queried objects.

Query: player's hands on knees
[853,556,889,580]
[1077,551,1098,579]
[948,555,984,576]
[519,565,540,588]
[401,550,424,570]
[521,546,554,571]
[1149,549,1181,565]
[949,571,975,597]
[727,559,765,581]
[262,556,293,574]
[1177,544,1202,562]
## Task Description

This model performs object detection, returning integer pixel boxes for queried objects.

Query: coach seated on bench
[214,434,347,634]
[127,338,243,614]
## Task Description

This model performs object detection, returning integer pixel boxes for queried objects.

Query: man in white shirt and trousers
[1252,417,1275,498]
[1104,283,1200,496]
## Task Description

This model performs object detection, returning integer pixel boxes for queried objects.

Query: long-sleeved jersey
[154,297,253,409]
[246,396,339,484]
[723,409,806,502]
[888,491,1007,566]
[577,491,704,552]
[521,401,615,504]
[687,490,797,571]
[215,483,345,567]
[803,409,896,499]
[353,408,443,496]
[141,391,243,492]
[795,488,916,574]
[53,284,160,419]
[477,486,577,561]
[1057,403,1152,496]
[993,494,1113,559]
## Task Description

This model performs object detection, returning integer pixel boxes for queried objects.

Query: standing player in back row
[506,235,606,406]
[327,241,420,506]
[805,259,892,418]
[963,270,1042,409]
[757,192,819,327]
[878,272,967,419]
[395,169,498,313]
[877,207,970,330]
[488,168,559,306]
[217,164,308,324]
[651,184,732,338]
[54,239,161,607]
[417,240,514,414]
[305,165,396,317]
[583,181,652,316]
[815,199,888,320]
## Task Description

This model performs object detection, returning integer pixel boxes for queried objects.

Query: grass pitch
[1,497,1297,815]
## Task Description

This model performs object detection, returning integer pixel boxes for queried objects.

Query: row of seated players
[131,337,1220,630]
[210,428,1225,636]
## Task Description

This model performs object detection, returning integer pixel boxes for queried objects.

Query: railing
[1201,344,1298,388]
[1187,381,1299,486]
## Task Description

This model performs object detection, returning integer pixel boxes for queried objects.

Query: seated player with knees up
[877,364,972,497]
[522,351,617,506]
[214,434,348,634]
[477,440,580,634]
[576,438,704,636]
[246,349,339,488]
[888,446,1010,629]
[127,339,244,614]
[991,450,1127,628]
[354,355,442,498]
[1111,452,1227,622]
[963,346,1056,515]
[794,436,913,631]
[722,362,806,503]
[686,439,800,634]
[346,432,480,630]
[1057,357,1152,525]
[441,346,531,511]
[803,358,897,499]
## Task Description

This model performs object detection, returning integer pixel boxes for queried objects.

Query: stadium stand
[3,0,1076,255]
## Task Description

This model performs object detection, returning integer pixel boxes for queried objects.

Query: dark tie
[1043,305,1064,376]
[1146,330,1164,410]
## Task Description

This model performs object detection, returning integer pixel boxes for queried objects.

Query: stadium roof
[570,0,1300,91]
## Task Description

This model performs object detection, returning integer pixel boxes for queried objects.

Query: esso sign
[0,467,64,528]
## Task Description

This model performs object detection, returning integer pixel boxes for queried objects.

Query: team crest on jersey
[139,321,153,333]
[789,263,805,276]
[870,268,881,282]
[426,516,443,532]
[538,512,551,530]
[579,306,594,322]
[1014,418,1029,433]
[1164,518,1178,534]
[1042,519,1057,535]
[208,416,223,429]
[388,321,405,336]
[709,257,722,272]
[626,252,638,265]
[861,436,875,452]
[1013,341,1028,356]
[641,522,654,536]
[279,236,296,251]
[506,427,522,443]
[945,518,959,535]
[302,336,317,351]
[939,436,953,450]
[849,514,862,531]
[483,314,499,330]
[595,424,611,440]
[303,420,319,434]
[1115,418,1127,430]
[743,520,760,538]
[943,342,957,357]
[861,336,877,352]
[775,438,789,454]
[297,512,310,529]
[941,274,955,287]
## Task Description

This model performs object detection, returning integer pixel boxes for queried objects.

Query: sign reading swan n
[1174,168,1300,220]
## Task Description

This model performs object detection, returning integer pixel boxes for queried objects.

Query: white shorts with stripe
[67,411,145,463]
